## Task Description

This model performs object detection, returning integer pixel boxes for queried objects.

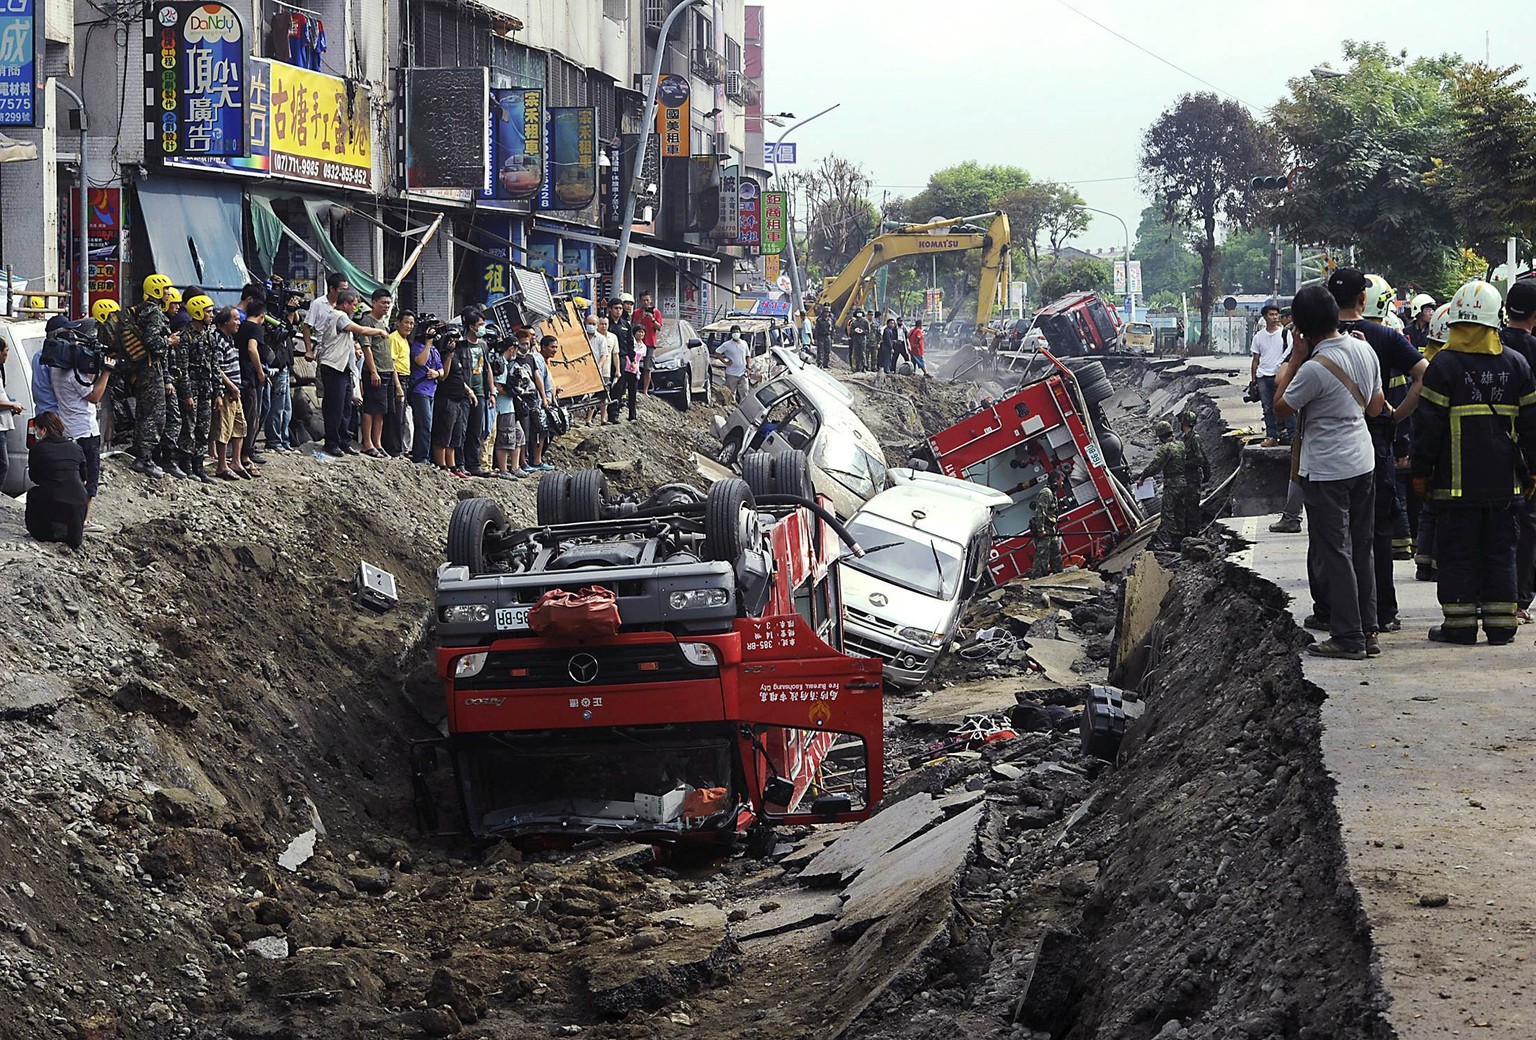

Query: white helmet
[1384,310,1404,331]
[1361,274,1396,321]
[1410,292,1436,312]
[1447,279,1503,330]
[1427,302,1451,344]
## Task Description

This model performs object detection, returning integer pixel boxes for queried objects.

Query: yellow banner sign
[268,63,373,190]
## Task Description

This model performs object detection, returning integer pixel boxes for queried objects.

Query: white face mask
[731,333,742,341]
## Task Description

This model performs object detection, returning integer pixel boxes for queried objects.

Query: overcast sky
[760,0,1522,249]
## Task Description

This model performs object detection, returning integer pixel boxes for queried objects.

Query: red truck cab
[415,470,883,845]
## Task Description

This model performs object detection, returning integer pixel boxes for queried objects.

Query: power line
[1053,0,1262,112]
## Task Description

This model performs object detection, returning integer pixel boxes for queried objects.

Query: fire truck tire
[569,469,608,523]
[704,478,758,562]
[770,449,815,500]
[536,472,574,526]
[447,497,508,575]
[740,451,776,499]
[1068,361,1115,405]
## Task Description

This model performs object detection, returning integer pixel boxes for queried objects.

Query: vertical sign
[718,164,740,240]
[601,141,622,228]
[0,0,35,128]
[402,67,487,189]
[73,187,121,309]
[759,190,786,256]
[736,179,760,247]
[145,2,247,158]
[655,74,690,158]
[486,88,543,200]
[540,107,596,211]
[764,254,780,287]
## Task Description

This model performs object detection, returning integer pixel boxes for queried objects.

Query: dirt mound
[837,371,1000,463]
[843,554,1393,1040]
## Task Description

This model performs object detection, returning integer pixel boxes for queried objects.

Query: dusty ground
[0,359,1400,1040]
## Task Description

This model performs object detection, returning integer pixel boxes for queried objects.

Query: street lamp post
[612,0,705,298]
[1076,204,1133,322]
[772,103,839,312]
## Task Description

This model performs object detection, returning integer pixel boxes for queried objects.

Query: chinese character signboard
[718,164,739,241]
[763,141,795,166]
[540,107,596,211]
[145,2,247,158]
[0,0,35,128]
[403,67,488,190]
[486,88,541,201]
[764,253,780,286]
[759,190,786,256]
[167,55,270,176]
[736,179,760,247]
[268,62,372,190]
[655,74,690,158]
[72,188,121,309]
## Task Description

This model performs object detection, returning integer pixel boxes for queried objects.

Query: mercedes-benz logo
[568,653,600,685]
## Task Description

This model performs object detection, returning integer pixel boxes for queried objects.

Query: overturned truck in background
[413,457,884,846]
[926,353,1143,583]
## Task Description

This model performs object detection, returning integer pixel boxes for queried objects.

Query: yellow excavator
[815,211,1012,331]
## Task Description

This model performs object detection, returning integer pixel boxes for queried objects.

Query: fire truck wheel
[704,478,759,562]
[569,469,608,523]
[740,451,776,499]
[536,472,574,526]
[447,497,508,574]
[1068,360,1115,405]
[770,449,815,501]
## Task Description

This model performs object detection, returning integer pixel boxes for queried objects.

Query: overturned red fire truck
[412,456,884,845]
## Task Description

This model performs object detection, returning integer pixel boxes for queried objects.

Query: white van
[839,481,1003,689]
[0,318,46,497]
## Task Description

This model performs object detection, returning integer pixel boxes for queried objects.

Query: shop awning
[135,176,251,302]
[251,191,442,298]
[531,221,720,266]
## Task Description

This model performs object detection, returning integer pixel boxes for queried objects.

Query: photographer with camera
[42,321,115,522]
[408,313,443,464]
[264,291,302,453]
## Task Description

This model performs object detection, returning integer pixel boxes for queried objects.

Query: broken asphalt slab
[833,802,986,943]
[730,890,844,941]
[581,903,740,1015]
[799,795,951,887]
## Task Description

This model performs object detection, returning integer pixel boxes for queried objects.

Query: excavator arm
[816,212,1012,330]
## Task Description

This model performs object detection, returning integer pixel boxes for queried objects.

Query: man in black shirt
[1499,280,1536,616]
[432,326,475,475]
[264,291,301,451]
[1406,295,1435,351]
[606,298,639,422]
[237,297,270,471]
[1324,268,1427,634]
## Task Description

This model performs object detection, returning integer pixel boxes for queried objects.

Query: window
[492,38,546,91]
[410,1,493,68]
[692,11,713,52]
[547,54,585,108]
[725,37,742,75]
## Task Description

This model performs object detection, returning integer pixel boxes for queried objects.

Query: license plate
[495,606,531,631]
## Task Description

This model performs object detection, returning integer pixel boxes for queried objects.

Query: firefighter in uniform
[1028,476,1063,577]
[1498,279,1536,617]
[1139,420,1187,547]
[813,307,834,368]
[845,309,872,372]
[178,295,220,484]
[122,274,178,477]
[1412,303,1451,582]
[1180,409,1208,536]
[1412,280,1536,645]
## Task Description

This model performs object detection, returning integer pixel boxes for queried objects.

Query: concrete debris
[800,795,949,887]
[244,936,290,960]
[276,829,317,872]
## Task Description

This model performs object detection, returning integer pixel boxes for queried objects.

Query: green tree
[1134,203,1200,301]
[1438,63,1536,258]
[1214,226,1276,296]
[1141,92,1272,353]
[1039,257,1111,302]
[999,181,1090,292]
[1267,41,1464,286]
[903,161,1033,223]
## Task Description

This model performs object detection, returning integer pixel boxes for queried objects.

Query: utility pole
[613,0,705,297]
[773,103,839,312]
[52,81,89,315]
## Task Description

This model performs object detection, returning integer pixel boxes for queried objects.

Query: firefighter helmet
[143,273,174,302]
[1410,292,1436,312]
[1362,274,1395,321]
[90,299,121,323]
[23,295,44,312]
[1384,310,1404,332]
[1427,303,1451,344]
[1447,279,1503,329]
[1154,420,1174,438]
[185,294,215,322]
[162,286,183,310]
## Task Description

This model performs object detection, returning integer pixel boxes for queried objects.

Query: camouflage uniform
[158,313,188,470]
[127,303,171,460]
[1181,419,1210,537]
[1140,434,1188,546]
[1028,485,1063,577]
[178,323,219,469]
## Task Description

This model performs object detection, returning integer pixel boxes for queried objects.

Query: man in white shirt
[1275,285,1385,660]
[589,315,617,389]
[715,325,750,404]
[48,338,115,517]
[304,280,386,456]
[1250,303,1293,446]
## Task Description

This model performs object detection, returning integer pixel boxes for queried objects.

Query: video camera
[40,319,110,385]
[1242,380,1261,404]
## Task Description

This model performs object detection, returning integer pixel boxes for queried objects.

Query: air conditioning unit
[724,71,744,99]
[644,0,667,30]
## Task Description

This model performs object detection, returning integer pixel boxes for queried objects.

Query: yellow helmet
[143,273,174,302]
[1361,274,1395,321]
[162,287,183,311]
[185,294,215,322]
[91,299,121,323]
[23,295,44,311]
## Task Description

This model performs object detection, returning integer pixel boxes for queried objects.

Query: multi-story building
[0,0,770,323]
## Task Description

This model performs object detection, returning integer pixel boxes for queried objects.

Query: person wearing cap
[1499,279,1536,618]
[1412,280,1536,644]
[177,294,221,484]
[1410,303,1451,583]
[1326,267,1427,635]
[1137,420,1188,549]
[845,308,872,372]
[1274,284,1386,660]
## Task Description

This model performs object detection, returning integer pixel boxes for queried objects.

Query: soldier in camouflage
[127,274,178,478]
[1180,409,1209,537]
[1139,420,1188,547]
[156,291,190,479]
[177,294,220,484]
[1028,475,1064,577]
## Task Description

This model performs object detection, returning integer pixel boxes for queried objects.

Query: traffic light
[1250,175,1290,191]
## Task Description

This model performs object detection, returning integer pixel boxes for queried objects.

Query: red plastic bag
[528,586,621,639]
